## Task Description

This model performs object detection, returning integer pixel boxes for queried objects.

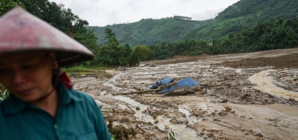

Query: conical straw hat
[0,7,94,66]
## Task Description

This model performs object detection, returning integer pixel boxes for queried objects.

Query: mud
[71,47,298,140]
[219,53,298,69]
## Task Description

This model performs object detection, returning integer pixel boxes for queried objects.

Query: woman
[0,7,111,140]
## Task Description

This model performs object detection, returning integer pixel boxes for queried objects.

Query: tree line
[147,17,298,60]
[95,28,153,66]
[217,0,298,20]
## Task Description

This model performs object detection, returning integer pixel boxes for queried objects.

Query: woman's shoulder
[67,89,101,113]
[68,89,96,103]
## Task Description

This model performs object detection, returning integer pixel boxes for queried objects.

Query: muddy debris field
[72,48,298,140]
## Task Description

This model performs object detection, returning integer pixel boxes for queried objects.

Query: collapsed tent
[112,77,201,96]
[156,77,200,94]
[149,77,174,89]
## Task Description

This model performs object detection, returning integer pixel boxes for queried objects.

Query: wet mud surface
[219,53,298,69]
[72,48,298,140]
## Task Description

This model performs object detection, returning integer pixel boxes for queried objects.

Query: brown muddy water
[72,48,298,140]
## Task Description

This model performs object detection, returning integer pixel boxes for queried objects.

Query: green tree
[0,0,25,16]
[104,28,119,46]
[98,28,129,65]
[128,45,153,66]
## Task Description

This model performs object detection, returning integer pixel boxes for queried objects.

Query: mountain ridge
[87,0,298,47]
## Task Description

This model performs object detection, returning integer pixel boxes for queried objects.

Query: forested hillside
[89,0,298,46]
[217,0,298,20]
[185,0,298,40]
[147,17,298,60]
[87,18,211,47]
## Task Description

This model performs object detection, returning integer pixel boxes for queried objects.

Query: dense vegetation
[97,28,152,66]
[89,0,298,47]
[217,0,298,20]
[185,0,298,41]
[87,18,211,47]
[147,17,298,60]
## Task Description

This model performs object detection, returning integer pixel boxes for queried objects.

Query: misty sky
[49,0,240,27]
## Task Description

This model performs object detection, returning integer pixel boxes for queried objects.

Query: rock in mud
[171,117,188,124]
[224,106,232,112]
[116,109,125,114]
[170,119,177,124]
[207,128,220,133]
[213,118,221,122]
[289,98,296,101]
[121,117,129,122]
[149,64,156,67]
[135,134,145,140]
[197,132,204,136]
[254,133,263,137]
[192,86,202,91]
[241,93,251,100]
[219,111,228,116]
[207,133,214,137]
[202,118,208,121]
[220,98,228,103]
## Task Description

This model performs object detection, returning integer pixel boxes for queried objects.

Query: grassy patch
[63,65,114,78]
[63,65,108,73]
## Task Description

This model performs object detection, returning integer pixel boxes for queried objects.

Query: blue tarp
[149,77,174,89]
[156,77,200,94]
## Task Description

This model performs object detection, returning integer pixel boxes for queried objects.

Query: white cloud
[50,0,240,26]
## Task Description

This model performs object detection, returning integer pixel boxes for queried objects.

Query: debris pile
[113,77,202,96]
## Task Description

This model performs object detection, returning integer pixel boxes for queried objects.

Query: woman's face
[0,52,55,102]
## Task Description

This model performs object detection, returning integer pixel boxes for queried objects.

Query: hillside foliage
[0,0,25,15]
[87,18,211,47]
[89,0,298,47]
[217,0,298,20]
[147,17,298,60]
[185,0,298,41]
